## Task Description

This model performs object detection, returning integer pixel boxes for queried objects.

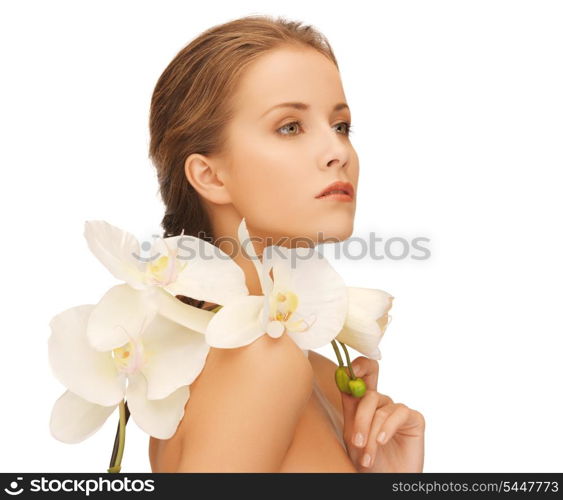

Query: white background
[1,0,561,473]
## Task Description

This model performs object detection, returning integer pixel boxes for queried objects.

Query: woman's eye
[276,120,354,137]
[335,121,354,136]
[277,121,302,136]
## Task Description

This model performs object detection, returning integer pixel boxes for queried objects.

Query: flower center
[265,288,316,334]
[112,337,147,374]
[145,252,187,286]
[271,290,299,322]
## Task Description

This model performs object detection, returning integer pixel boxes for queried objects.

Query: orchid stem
[338,340,356,380]
[331,340,344,367]
[107,400,129,473]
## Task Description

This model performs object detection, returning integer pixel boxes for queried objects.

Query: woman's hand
[341,356,425,472]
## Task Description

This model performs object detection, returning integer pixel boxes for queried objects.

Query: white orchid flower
[336,287,394,360]
[205,218,349,351]
[83,220,248,332]
[48,291,209,442]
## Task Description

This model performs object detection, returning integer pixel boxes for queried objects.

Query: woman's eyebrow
[260,101,349,118]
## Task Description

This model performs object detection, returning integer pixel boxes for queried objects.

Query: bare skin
[149,348,357,473]
[148,44,424,472]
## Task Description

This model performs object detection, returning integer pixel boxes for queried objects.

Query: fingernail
[377,431,386,444]
[361,453,371,467]
[353,432,364,447]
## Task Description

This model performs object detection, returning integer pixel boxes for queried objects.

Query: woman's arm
[175,333,314,472]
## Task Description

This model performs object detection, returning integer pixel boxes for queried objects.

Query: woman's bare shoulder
[174,333,315,472]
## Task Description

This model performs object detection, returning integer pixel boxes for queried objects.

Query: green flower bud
[334,366,352,394]
[348,377,367,398]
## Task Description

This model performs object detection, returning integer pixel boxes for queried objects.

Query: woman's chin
[309,219,355,245]
[272,213,355,246]
[322,227,353,243]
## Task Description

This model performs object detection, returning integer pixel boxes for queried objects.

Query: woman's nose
[317,124,351,170]
[326,158,346,168]
[321,151,349,170]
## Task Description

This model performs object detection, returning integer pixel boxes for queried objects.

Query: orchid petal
[126,372,189,439]
[347,287,394,323]
[151,287,214,334]
[50,390,117,443]
[205,295,265,348]
[336,287,394,359]
[262,246,348,350]
[163,233,248,305]
[48,304,126,406]
[84,220,146,289]
[237,217,273,293]
[265,320,284,338]
[336,325,383,360]
[86,284,158,352]
[140,313,210,400]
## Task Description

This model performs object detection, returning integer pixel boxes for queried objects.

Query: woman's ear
[184,153,232,204]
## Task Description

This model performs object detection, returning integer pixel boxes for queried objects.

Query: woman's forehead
[231,48,346,119]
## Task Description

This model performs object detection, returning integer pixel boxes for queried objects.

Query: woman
[147,15,425,472]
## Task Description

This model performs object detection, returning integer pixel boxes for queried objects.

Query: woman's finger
[361,403,411,469]
[340,390,361,433]
[350,357,379,392]
[348,389,379,449]
[343,389,393,449]
[377,404,424,443]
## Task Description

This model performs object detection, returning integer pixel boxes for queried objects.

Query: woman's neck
[207,207,316,296]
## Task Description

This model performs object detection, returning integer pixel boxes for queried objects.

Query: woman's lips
[315,192,354,202]
[315,181,355,202]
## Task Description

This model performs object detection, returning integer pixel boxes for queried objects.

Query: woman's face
[212,45,359,246]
